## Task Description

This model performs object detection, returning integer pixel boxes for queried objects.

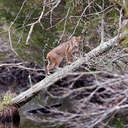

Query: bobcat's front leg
[66,51,71,65]
[46,59,54,74]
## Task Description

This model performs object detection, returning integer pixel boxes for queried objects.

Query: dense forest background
[0,0,127,64]
[0,0,128,128]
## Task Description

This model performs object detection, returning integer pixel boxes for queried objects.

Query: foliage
[110,117,124,128]
[0,91,16,110]
[0,0,128,64]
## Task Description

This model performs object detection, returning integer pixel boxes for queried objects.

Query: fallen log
[11,30,128,106]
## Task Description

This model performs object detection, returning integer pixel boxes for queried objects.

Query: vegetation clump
[0,91,16,111]
[0,91,20,127]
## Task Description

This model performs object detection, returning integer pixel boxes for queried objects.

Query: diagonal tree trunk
[11,29,128,106]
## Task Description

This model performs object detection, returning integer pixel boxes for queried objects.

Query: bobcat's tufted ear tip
[72,36,77,42]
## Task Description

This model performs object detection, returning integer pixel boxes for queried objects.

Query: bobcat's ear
[77,36,83,43]
[72,36,77,42]
[77,36,81,40]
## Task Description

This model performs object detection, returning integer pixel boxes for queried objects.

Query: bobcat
[46,36,83,74]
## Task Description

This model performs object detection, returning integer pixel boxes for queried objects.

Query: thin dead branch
[69,0,96,39]
[26,0,46,45]
[8,0,28,56]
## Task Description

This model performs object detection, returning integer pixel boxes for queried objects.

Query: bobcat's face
[72,36,83,49]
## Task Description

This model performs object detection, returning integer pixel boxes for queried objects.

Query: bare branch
[26,0,46,45]
[69,0,96,39]
[7,0,28,56]
[101,0,105,44]
[58,6,71,43]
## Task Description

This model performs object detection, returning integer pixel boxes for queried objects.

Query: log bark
[11,30,128,106]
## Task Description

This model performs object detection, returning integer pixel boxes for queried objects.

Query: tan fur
[46,36,83,74]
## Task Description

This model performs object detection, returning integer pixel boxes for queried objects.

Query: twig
[69,0,96,39]
[0,63,45,72]
[25,0,61,45]
[25,0,46,45]
[8,0,28,56]
[58,5,71,43]
[101,0,105,44]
